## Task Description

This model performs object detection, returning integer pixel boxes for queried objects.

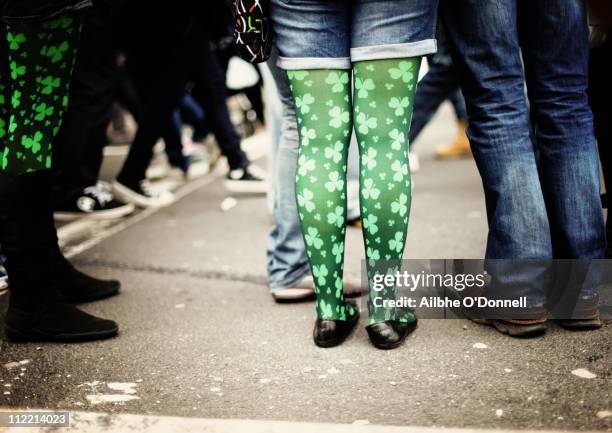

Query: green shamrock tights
[0,15,82,175]
[288,58,421,324]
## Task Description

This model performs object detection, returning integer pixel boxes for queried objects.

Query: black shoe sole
[368,319,418,350]
[5,325,119,343]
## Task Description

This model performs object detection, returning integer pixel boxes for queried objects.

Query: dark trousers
[114,1,195,185]
[53,0,126,202]
[409,38,467,144]
[190,40,248,171]
[116,79,186,185]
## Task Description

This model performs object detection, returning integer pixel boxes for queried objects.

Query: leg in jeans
[449,89,467,122]
[180,94,210,141]
[520,0,605,321]
[441,0,552,260]
[409,46,464,143]
[441,0,551,317]
[518,0,605,259]
[266,48,311,292]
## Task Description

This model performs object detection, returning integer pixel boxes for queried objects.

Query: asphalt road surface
[0,104,610,432]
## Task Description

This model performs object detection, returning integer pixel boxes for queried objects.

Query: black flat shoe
[5,302,119,343]
[366,319,417,350]
[313,300,360,348]
[56,255,120,304]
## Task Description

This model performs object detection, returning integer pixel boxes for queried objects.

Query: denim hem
[350,39,438,62]
[277,56,352,70]
[268,265,311,291]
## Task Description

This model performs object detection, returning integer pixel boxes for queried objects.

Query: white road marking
[5,411,604,433]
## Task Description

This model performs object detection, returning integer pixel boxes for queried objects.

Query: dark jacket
[1,0,91,24]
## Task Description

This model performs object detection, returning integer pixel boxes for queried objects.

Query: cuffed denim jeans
[270,0,437,70]
[441,0,605,261]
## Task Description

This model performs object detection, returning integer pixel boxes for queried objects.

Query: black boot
[54,253,121,304]
[44,182,121,303]
[366,319,418,350]
[46,220,120,303]
[0,171,118,342]
[1,250,122,304]
[313,299,360,348]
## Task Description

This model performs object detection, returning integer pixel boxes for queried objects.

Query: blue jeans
[409,34,467,144]
[441,0,605,261]
[270,0,437,70]
[265,46,360,290]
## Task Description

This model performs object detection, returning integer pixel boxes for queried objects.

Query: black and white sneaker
[112,179,175,208]
[54,182,135,221]
[225,164,269,194]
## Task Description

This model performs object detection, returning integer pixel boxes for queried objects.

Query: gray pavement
[0,105,610,432]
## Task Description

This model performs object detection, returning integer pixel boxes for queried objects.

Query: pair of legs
[0,13,119,342]
[289,61,421,323]
[440,0,605,335]
[188,29,267,193]
[53,0,125,203]
[441,0,604,260]
[52,0,136,220]
[112,1,195,207]
[264,45,361,299]
[270,0,438,347]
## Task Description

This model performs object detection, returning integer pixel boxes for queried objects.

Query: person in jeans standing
[440,0,606,336]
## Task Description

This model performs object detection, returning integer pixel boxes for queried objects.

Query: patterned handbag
[233,0,272,63]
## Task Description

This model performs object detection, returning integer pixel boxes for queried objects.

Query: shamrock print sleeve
[288,69,356,321]
[0,15,82,175]
[353,58,421,324]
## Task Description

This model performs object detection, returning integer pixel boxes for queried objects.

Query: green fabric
[0,15,82,175]
[289,58,421,324]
